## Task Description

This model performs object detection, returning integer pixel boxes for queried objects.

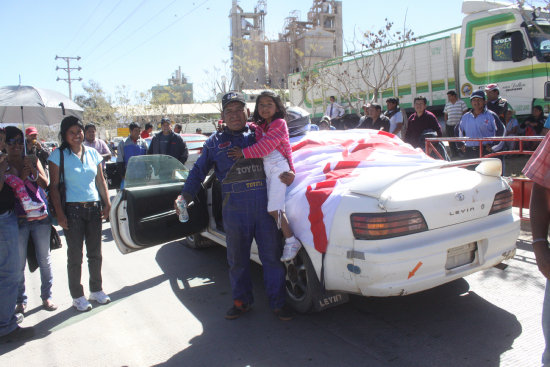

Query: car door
[110,154,209,254]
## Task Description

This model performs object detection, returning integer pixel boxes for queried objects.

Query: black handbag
[26,225,62,273]
[48,148,65,219]
[50,225,62,250]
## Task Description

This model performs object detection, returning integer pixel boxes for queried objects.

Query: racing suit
[181,126,286,310]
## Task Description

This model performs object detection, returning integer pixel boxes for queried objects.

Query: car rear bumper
[347,210,520,297]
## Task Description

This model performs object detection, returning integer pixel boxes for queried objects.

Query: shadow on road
[151,242,522,367]
[0,274,166,356]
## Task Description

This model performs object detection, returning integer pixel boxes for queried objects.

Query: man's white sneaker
[89,291,111,304]
[280,239,302,262]
[73,296,92,312]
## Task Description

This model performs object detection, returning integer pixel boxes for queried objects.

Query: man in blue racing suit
[178,91,292,321]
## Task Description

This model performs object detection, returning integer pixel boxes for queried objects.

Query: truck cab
[459,1,550,115]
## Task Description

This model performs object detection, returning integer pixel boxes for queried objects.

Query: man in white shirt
[325,96,345,120]
[384,97,405,138]
[443,90,468,157]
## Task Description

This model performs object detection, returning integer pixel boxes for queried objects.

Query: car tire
[284,247,322,314]
[183,233,215,249]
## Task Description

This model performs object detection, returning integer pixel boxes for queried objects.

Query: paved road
[0,211,544,367]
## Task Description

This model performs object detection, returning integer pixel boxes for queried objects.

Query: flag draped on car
[286,129,438,254]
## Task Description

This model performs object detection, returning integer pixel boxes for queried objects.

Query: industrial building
[229,0,342,91]
[151,66,194,104]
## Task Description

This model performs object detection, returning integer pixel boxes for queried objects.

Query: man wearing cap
[485,83,510,121]
[318,115,336,130]
[178,91,291,321]
[24,126,49,170]
[443,91,468,156]
[384,97,405,138]
[147,117,188,165]
[457,90,498,158]
[404,96,442,149]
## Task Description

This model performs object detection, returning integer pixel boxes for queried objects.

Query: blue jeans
[17,217,53,305]
[222,184,286,310]
[0,211,21,336]
[543,280,550,366]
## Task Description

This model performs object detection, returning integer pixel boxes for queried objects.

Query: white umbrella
[0,85,83,127]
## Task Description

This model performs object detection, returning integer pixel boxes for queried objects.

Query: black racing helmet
[285,106,312,137]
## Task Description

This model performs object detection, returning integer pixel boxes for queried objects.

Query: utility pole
[55,55,82,100]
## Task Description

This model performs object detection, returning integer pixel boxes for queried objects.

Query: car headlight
[489,189,513,215]
[351,211,428,240]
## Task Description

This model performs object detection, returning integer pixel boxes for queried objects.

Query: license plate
[445,242,477,270]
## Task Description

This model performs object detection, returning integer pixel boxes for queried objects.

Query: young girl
[0,128,45,220]
[228,91,301,261]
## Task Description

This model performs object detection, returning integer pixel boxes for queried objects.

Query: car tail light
[351,211,428,240]
[489,189,513,215]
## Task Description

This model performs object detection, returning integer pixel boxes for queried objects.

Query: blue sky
[0,0,512,103]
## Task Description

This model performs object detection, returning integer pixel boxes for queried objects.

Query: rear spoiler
[349,158,501,204]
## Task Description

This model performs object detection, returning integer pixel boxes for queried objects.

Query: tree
[330,19,415,115]
[114,85,133,125]
[231,37,266,91]
[201,59,234,104]
[291,18,415,116]
[74,80,117,130]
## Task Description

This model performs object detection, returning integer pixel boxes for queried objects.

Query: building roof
[121,102,255,116]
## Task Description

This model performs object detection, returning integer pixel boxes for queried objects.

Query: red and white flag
[286,129,437,254]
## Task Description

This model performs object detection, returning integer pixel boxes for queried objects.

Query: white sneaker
[73,296,92,312]
[280,239,302,262]
[89,291,111,304]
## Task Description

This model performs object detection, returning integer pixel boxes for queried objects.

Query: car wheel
[183,233,215,249]
[284,248,322,314]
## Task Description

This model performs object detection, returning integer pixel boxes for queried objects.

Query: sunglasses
[7,137,24,145]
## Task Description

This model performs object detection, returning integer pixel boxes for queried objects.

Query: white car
[109,125,520,313]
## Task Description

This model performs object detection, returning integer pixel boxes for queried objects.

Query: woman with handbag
[48,116,111,312]
[0,128,35,342]
[4,126,57,313]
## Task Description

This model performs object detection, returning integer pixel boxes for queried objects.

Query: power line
[89,0,210,75]
[87,0,179,64]
[61,0,107,54]
[74,0,124,54]
[84,0,148,59]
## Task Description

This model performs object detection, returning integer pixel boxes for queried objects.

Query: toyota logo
[455,193,465,201]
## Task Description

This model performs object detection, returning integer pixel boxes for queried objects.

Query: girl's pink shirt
[242,118,295,172]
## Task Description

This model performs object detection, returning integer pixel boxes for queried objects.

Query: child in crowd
[228,91,302,261]
[0,129,45,220]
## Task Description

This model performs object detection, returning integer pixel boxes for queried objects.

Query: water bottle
[176,195,189,222]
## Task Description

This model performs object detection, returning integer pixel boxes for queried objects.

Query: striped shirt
[444,99,468,126]
[243,118,295,172]
[523,133,550,189]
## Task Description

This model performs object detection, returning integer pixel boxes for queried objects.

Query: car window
[181,135,207,150]
[125,155,189,188]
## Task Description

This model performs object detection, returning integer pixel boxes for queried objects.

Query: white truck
[289,0,550,117]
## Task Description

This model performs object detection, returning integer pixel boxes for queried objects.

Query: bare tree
[334,19,415,115]
[201,59,234,103]
[74,80,117,131]
[292,18,415,117]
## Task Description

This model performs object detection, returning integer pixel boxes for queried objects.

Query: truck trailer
[288,0,550,118]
